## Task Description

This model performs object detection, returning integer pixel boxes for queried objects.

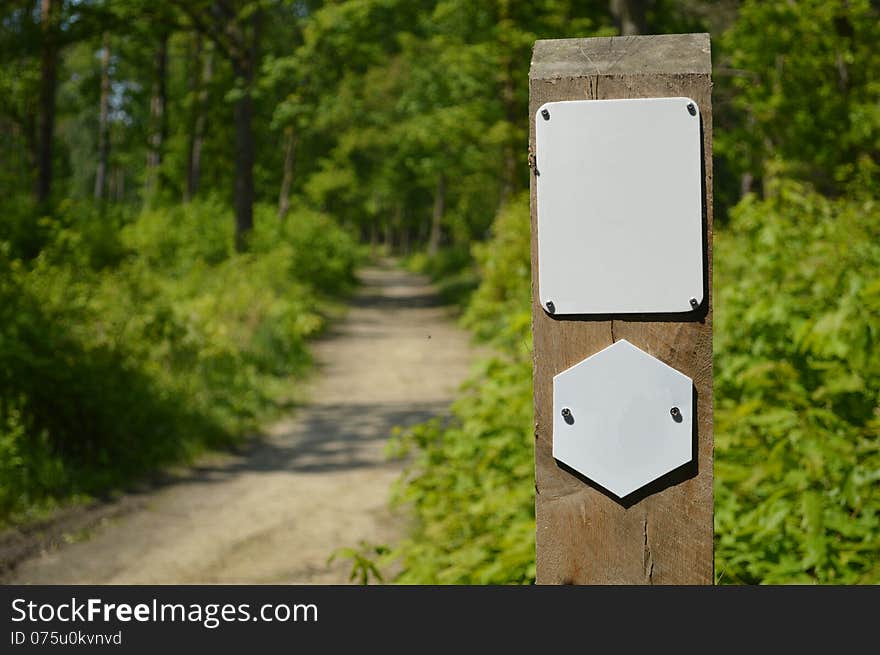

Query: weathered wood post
[530,34,713,584]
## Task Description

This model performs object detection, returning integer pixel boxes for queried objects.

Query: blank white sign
[535,97,704,315]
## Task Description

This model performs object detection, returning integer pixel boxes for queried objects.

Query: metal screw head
[545,300,555,314]
[670,406,681,420]
[687,103,696,116]
[561,408,571,418]
[541,108,550,121]
[689,297,699,309]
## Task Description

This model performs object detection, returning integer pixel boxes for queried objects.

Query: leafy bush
[714,182,880,584]
[461,194,532,349]
[388,355,534,584]
[0,200,358,524]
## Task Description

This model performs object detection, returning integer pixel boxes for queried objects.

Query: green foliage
[330,541,390,585]
[714,181,880,584]
[462,193,532,350]
[0,199,357,524]
[718,0,880,195]
[388,357,535,584]
[280,0,609,249]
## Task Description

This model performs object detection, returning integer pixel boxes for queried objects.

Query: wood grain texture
[530,34,713,585]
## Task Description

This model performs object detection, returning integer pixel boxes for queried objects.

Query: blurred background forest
[0,0,878,584]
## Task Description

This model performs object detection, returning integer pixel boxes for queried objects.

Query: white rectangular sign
[535,97,704,315]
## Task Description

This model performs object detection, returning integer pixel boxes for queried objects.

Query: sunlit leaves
[719,0,880,194]
[715,182,880,584]
[0,200,358,523]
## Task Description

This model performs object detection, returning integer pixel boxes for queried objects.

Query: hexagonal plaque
[552,339,693,498]
[535,97,704,315]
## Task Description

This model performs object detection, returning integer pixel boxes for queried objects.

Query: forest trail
[4,261,475,584]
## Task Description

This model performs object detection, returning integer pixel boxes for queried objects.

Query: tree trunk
[428,173,445,257]
[230,10,261,252]
[23,114,38,186]
[398,205,409,255]
[113,165,125,202]
[497,1,518,207]
[499,70,517,206]
[145,30,169,201]
[185,36,212,202]
[232,71,254,251]
[383,217,392,252]
[740,171,754,198]
[37,0,58,206]
[610,0,648,35]
[94,32,111,201]
[277,126,297,219]
[175,3,260,247]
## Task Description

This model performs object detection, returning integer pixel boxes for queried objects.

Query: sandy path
[6,262,475,584]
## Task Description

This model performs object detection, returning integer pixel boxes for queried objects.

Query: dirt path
[5,262,475,584]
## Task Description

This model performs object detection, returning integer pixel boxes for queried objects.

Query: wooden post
[530,34,714,584]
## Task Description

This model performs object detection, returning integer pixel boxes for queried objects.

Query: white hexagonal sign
[553,339,693,498]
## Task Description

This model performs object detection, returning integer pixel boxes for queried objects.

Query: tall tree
[720,0,879,195]
[144,29,169,201]
[93,32,111,200]
[277,125,296,219]
[610,0,648,35]
[185,34,212,202]
[37,0,59,205]
[427,173,445,257]
[230,8,260,251]
[174,0,265,251]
